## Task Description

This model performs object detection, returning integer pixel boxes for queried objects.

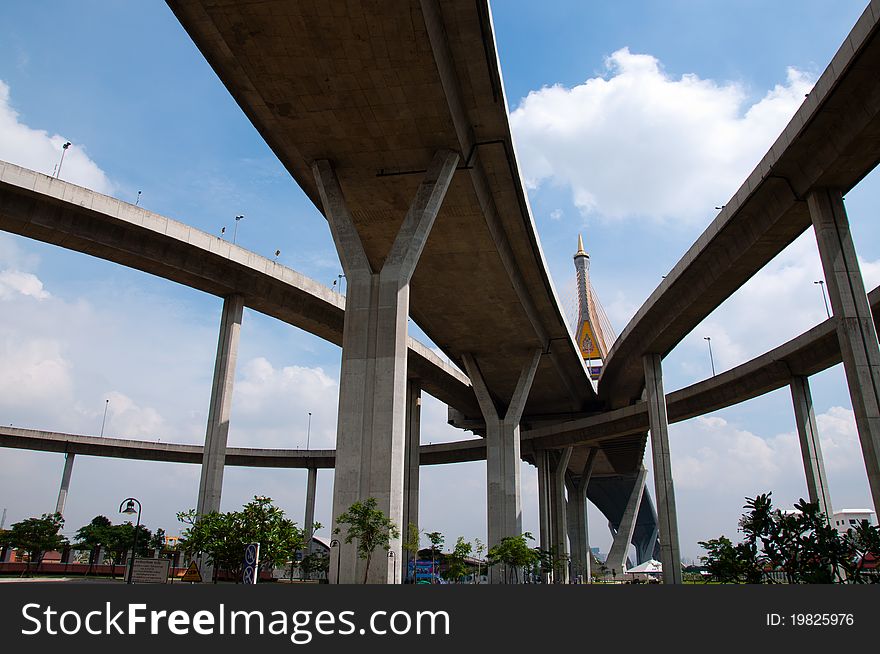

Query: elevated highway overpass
[164,0,880,583]
[2,0,880,584]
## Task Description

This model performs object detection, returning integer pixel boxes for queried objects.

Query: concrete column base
[605,466,647,577]
[196,294,244,517]
[809,188,880,516]
[644,353,683,584]
[550,447,572,583]
[536,449,552,583]
[464,349,542,584]
[314,151,458,584]
[302,466,318,578]
[566,447,597,583]
[55,452,75,516]
[790,375,833,520]
[402,381,421,582]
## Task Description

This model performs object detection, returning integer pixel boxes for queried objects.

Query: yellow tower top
[575,233,588,258]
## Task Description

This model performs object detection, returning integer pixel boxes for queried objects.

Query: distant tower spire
[576,233,587,258]
[573,234,613,380]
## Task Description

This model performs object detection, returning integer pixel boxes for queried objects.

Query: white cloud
[0,333,72,408]
[667,405,872,555]
[667,232,880,384]
[93,390,166,440]
[229,357,340,449]
[0,80,113,194]
[510,49,812,223]
[0,269,50,300]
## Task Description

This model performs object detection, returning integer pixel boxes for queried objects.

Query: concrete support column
[463,349,542,584]
[536,449,552,583]
[809,188,880,516]
[61,545,72,564]
[550,447,572,583]
[55,452,75,516]
[605,466,647,578]
[196,294,244,516]
[790,375,834,520]
[566,447,597,583]
[402,381,421,581]
[314,151,458,584]
[304,467,318,551]
[2,546,14,563]
[644,353,683,584]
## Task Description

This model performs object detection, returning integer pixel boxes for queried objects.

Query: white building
[832,509,877,535]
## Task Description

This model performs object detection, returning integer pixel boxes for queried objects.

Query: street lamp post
[55,142,71,179]
[306,412,312,450]
[232,215,244,244]
[330,539,340,584]
[388,550,396,584]
[814,280,831,319]
[100,399,109,437]
[119,497,142,584]
[704,337,716,376]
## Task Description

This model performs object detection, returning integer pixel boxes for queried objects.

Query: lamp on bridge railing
[232,215,244,244]
[99,399,109,438]
[704,337,716,377]
[814,280,831,319]
[55,141,71,179]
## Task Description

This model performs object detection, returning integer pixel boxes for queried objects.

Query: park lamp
[118,497,142,584]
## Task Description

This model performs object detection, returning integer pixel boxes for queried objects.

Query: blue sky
[1,1,877,563]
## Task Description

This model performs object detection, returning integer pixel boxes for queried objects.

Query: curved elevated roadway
[4,280,876,505]
[600,2,880,407]
[0,160,477,417]
[167,0,598,421]
[3,0,879,574]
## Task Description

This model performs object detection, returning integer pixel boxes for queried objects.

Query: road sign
[181,561,203,583]
[130,557,171,584]
[242,543,260,584]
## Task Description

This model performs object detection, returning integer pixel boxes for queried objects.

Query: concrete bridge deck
[167,0,597,420]
[5,280,876,464]
[0,159,477,417]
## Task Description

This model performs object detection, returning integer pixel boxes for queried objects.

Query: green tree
[426,531,444,583]
[74,515,113,575]
[401,523,421,584]
[178,510,241,580]
[442,537,472,584]
[473,538,485,584]
[300,550,330,580]
[700,492,880,584]
[178,496,305,582]
[843,519,880,583]
[148,528,167,552]
[109,523,152,560]
[487,533,540,584]
[7,513,67,575]
[698,536,761,584]
[334,498,400,584]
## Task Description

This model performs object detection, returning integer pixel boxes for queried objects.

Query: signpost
[130,557,171,584]
[181,561,203,583]
[242,543,260,584]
